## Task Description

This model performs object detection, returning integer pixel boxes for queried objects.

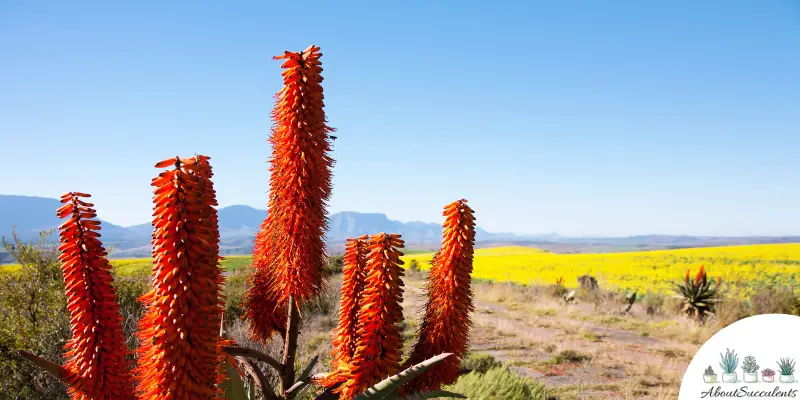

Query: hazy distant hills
[0,195,529,259]
[1,194,798,261]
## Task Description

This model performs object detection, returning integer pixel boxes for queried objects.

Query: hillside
[0,195,523,258]
[2,194,798,261]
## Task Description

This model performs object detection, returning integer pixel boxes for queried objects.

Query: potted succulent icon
[778,358,796,383]
[742,356,759,383]
[720,348,739,383]
[704,366,718,383]
[762,368,776,383]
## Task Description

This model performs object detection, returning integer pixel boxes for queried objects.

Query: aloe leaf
[286,355,320,397]
[223,358,249,400]
[17,350,73,385]
[388,390,468,399]
[354,353,453,400]
[298,355,319,382]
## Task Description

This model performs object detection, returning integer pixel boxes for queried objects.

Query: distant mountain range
[1,194,798,262]
[0,195,529,259]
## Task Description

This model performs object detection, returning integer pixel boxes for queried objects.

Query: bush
[445,365,547,400]
[325,254,344,275]
[0,230,69,400]
[644,293,665,315]
[749,286,800,316]
[460,353,502,374]
[223,270,250,322]
[110,270,150,357]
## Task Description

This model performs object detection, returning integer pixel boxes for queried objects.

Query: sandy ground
[400,274,705,399]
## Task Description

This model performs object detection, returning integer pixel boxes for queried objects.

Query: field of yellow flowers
[1,255,254,275]
[5,243,799,297]
[401,244,800,296]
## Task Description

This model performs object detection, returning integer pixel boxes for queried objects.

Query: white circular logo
[679,314,800,399]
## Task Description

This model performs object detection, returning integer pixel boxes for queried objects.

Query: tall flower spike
[56,192,135,400]
[243,225,288,341]
[404,199,476,392]
[320,235,369,389]
[695,265,706,286]
[135,156,223,399]
[338,233,405,399]
[244,44,335,341]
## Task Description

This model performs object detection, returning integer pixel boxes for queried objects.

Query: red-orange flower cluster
[134,156,223,399]
[320,235,369,389]
[57,192,135,400]
[337,233,405,399]
[244,44,334,342]
[404,199,476,391]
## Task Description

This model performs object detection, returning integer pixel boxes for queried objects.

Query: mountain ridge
[0,195,530,258]
[1,195,798,261]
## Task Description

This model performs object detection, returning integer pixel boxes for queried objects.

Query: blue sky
[1,1,798,236]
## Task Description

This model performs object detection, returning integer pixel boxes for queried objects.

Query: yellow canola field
[2,255,253,275]
[400,244,800,296]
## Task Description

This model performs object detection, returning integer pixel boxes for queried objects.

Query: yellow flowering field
[400,244,800,296]
[2,255,253,275]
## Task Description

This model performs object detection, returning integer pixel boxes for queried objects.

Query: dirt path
[401,278,698,399]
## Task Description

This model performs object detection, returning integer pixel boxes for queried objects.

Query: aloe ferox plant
[674,265,721,322]
[16,45,475,400]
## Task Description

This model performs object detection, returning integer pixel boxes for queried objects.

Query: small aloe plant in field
[673,265,721,322]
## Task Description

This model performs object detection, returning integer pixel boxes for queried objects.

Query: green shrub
[0,230,69,399]
[223,271,249,321]
[445,365,547,400]
[325,254,344,275]
[460,353,502,374]
[643,293,665,315]
[110,269,150,356]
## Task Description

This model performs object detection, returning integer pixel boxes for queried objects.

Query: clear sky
[1,1,798,237]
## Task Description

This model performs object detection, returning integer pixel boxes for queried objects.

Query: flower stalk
[404,199,476,392]
[57,192,135,400]
[134,156,223,399]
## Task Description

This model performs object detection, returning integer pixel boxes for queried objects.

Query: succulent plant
[720,348,739,374]
[762,368,776,377]
[704,366,715,376]
[673,265,721,322]
[743,356,759,374]
[15,45,474,400]
[778,358,796,376]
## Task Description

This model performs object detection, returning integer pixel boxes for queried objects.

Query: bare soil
[400,274,708,399]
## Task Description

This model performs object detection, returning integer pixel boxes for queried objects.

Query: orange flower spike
[135,156,223,400]
[266,44,333,304]
[244,44,334,341]
[321,235,369,389]
[695,265,705,286]
[404,199,477,392]
[57,192,135,400]
[337,233,405,399]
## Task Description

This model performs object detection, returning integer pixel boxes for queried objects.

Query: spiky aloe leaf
[286,355,321,397]
[223,359,248,400]
[388,390,467,399]
[354,353,454,400]
[299,355,320,383]
[16,350,73,385]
